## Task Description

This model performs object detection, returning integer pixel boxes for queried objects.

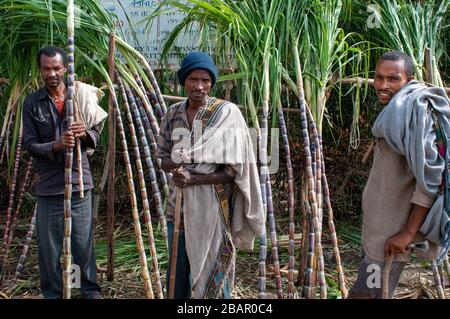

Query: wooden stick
[168,185,183,299]
[431,260,446,299]
[73,95,84,199]
[92,152,109,223]
[382,254,394,299]
[362,140,375,164]
[106,30,116,282]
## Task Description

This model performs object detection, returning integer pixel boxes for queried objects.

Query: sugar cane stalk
[319,146,348,298]
[277,105,296,298]
[297,182,309,289]
[134,93,170,200]
[106,30,116,282]
[3,157,33,269]
[261,58,283,299]
[431,259,446,299]
[118,74,164,298]
[2,117,23,271]
[243,84,266,299]
[73,98,84,199]
[0,85,17,165]
[8,205,37,294]
[63,0,76,299]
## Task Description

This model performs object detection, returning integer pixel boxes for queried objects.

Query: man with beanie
[157,52,265,299]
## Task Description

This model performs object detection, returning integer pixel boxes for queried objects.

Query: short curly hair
[37,46,67,68]
[379,51,414,78]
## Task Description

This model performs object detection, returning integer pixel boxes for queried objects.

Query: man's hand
[384,230,415,257]
[172,168,193,188]
[53,130,76,152]
[69,121,87,140]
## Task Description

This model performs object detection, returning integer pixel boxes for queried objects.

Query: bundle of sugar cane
[117,74,164,298]
[118,77,168,253]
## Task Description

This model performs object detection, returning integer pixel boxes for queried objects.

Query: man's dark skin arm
[161,158,182,173]
[384,204,429,257]
[161,158,235,188]
[52,121,96,152]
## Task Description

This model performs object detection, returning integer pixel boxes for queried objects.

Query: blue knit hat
[177,52,218,87]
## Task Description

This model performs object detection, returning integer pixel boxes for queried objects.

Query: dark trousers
[166,221,192,299]
[36,190,100,299]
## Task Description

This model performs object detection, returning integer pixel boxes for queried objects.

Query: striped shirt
[156,99,235,222]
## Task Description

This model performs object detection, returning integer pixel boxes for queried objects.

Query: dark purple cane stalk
[133,94,170,199]
[3,157,33,269]
[2,120,23,270]
[278,105,296,298]
[8,206,36,294]
[141,63,167,115]
[125,87,169,251]
[134,71,164,119]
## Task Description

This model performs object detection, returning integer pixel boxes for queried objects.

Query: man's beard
[45,77,63,88]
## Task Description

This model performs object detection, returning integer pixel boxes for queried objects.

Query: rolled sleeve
[411,184,435,208]
[83,124,101,149]
[156,114,172,159]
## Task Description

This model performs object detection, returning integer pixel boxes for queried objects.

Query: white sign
[101,0,199,69]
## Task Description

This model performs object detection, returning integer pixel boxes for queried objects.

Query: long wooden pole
[63,0,76,299]
[106,30,116,282]
[168,185,182,299]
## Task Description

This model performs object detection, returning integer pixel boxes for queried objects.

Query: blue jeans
[36,191,100,299]
[166,221,231,299]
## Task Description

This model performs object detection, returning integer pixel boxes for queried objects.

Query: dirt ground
[0,219,448,300]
